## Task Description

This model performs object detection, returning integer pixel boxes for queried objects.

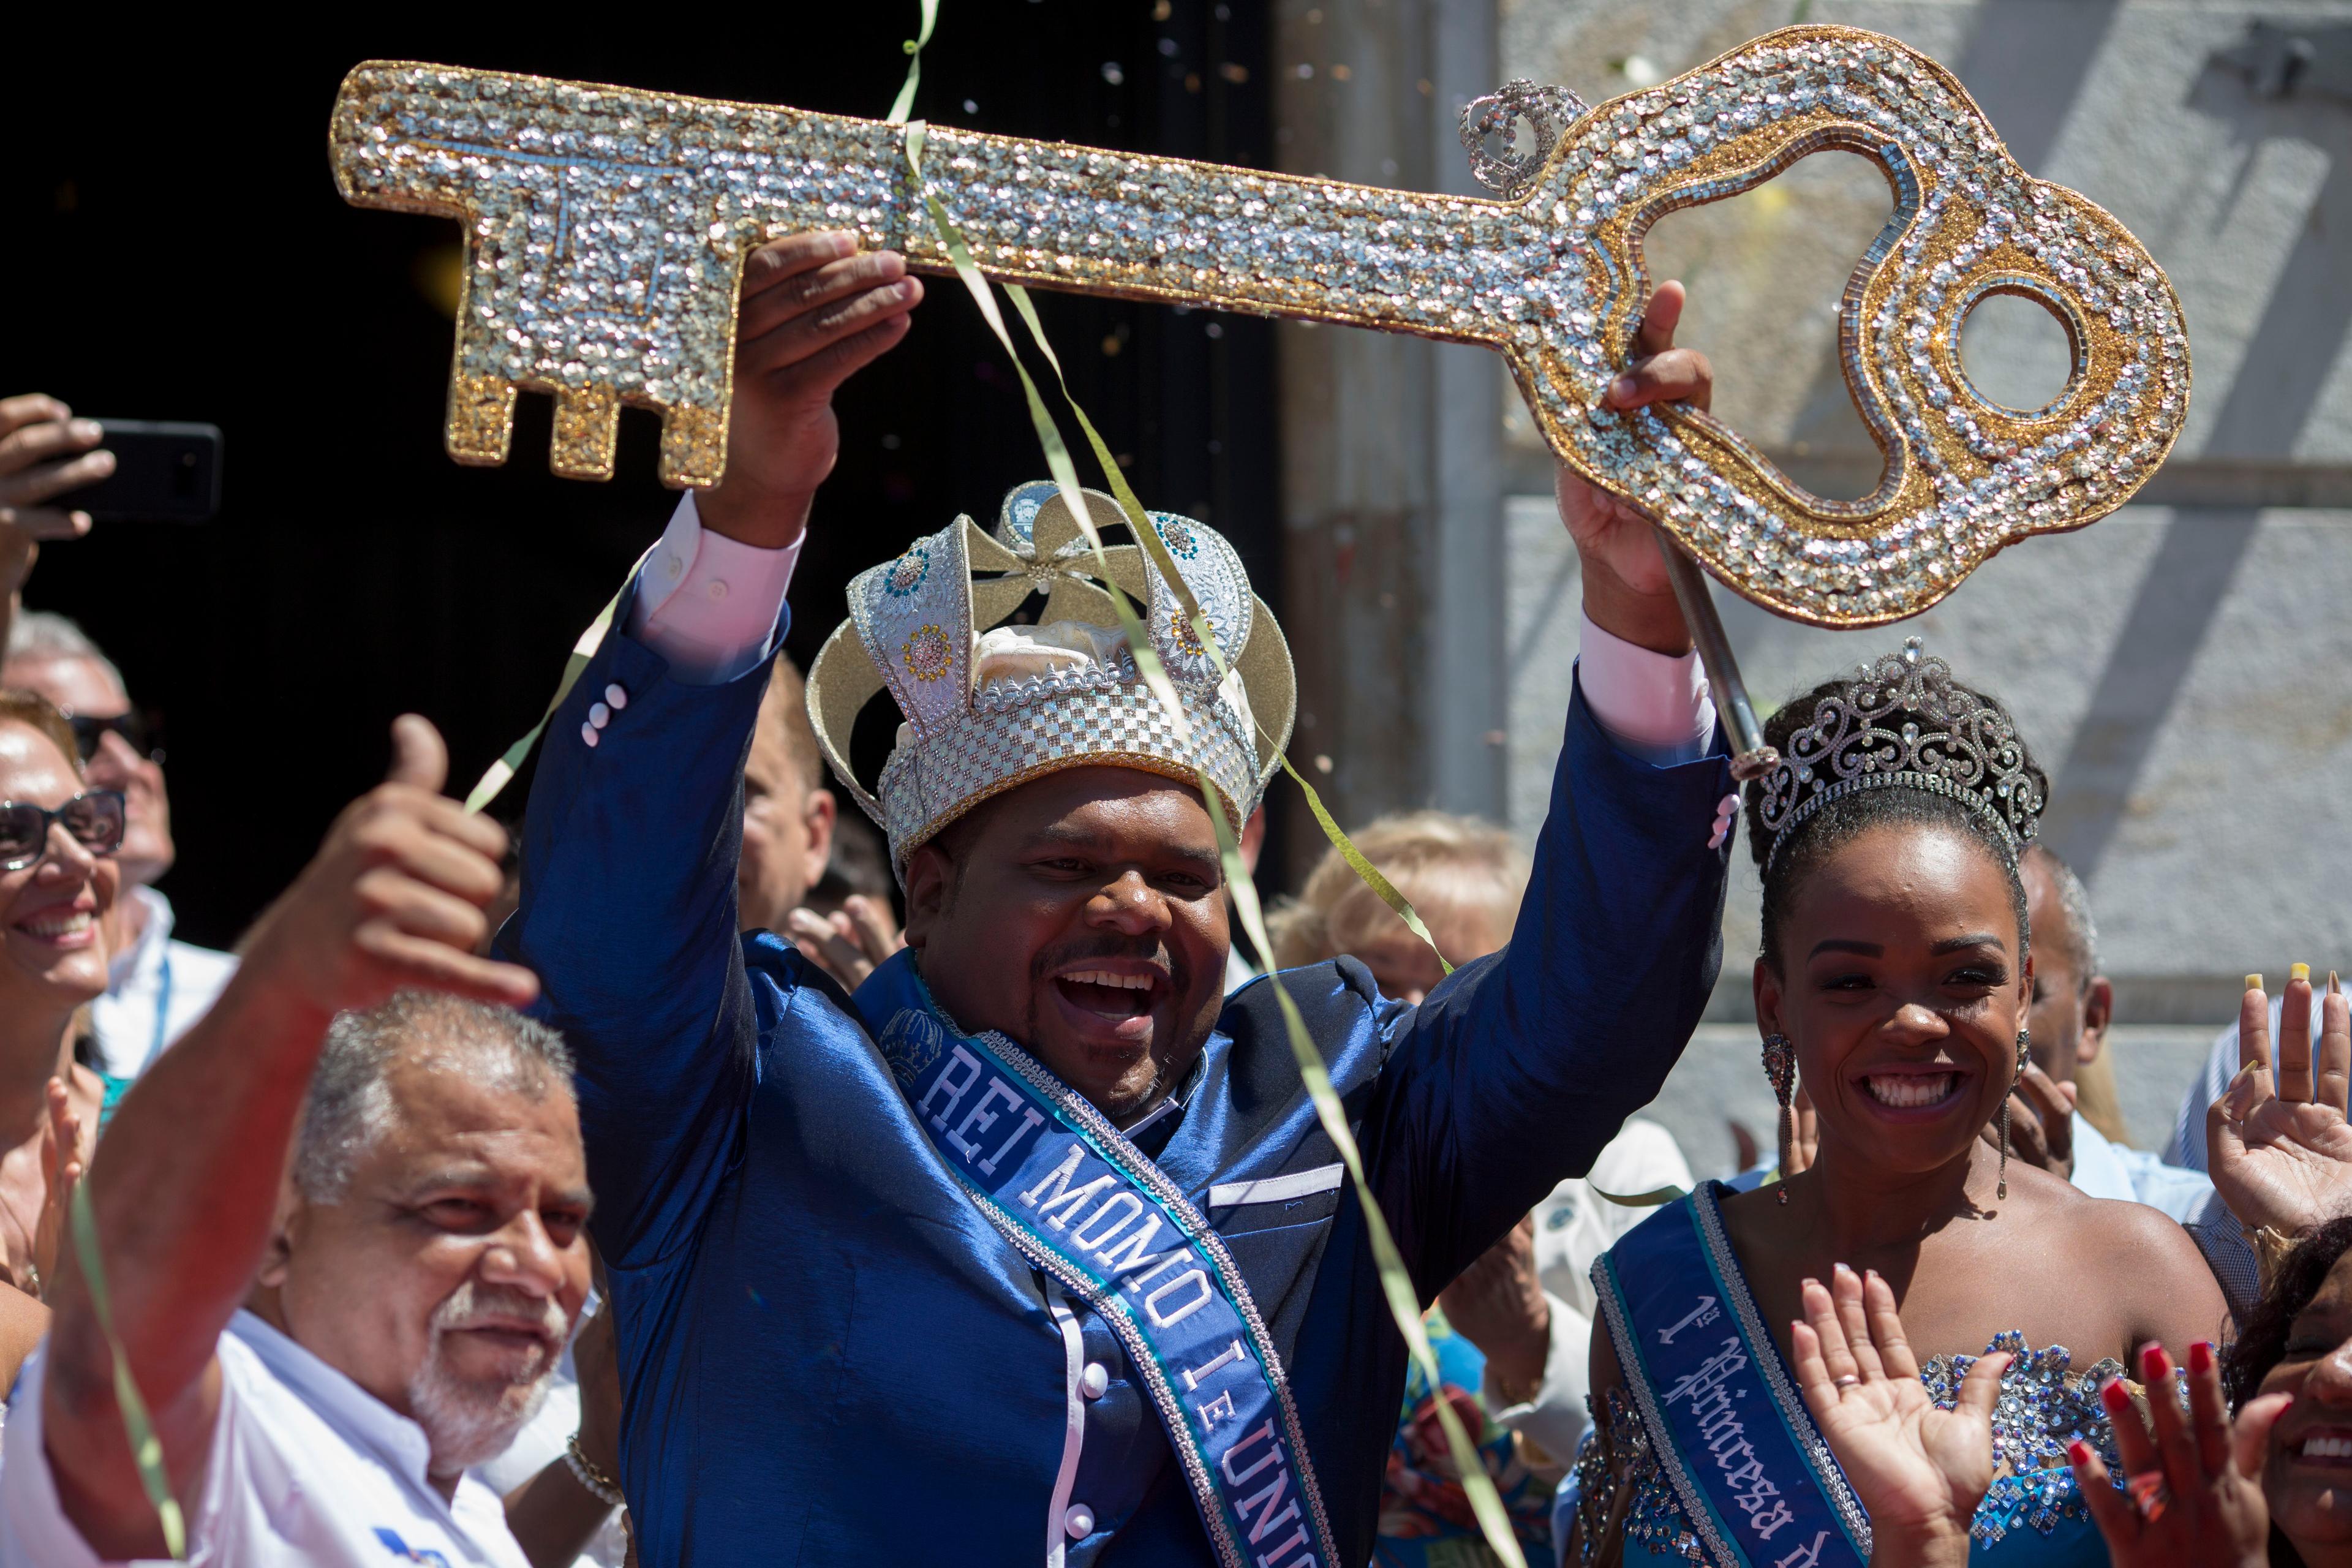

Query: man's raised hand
[238,715,538,1021]
[1553,281,1713,655]
[698,232,925,549]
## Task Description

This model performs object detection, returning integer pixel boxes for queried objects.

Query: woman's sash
[865,969,1338,1568]
[1592,1183,1870,1568]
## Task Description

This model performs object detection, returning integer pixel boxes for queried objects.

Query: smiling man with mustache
[496,232,1738,1567]
[5,718,580,1566]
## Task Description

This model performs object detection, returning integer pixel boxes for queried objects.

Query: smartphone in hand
[57,420,222,524]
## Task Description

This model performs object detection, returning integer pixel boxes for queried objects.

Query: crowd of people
[0,231,2338,1568]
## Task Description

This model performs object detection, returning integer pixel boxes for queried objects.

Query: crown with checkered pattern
[807,482,1296,871]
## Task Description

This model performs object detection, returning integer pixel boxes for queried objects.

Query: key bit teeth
[658,405,728,490]
[551,387,620,482]
[446,373,518,467]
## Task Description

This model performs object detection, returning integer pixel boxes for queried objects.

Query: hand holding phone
[0,394,114,548]
[53,420,221,526]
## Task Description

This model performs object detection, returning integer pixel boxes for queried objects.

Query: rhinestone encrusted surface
[331,21,2188,625]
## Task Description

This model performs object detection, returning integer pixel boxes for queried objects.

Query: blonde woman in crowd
[1270,810,1694,1567]
[0,691,109,1396]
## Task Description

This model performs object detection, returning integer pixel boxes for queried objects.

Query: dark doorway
[3,3,1280,945]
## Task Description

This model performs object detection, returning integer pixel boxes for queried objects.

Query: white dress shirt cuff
[1485,1291,1594,1465]
[628,491,802,684]
[1576,612,1717,764]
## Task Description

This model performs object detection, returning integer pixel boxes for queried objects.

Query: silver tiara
[1755,638,2044,870]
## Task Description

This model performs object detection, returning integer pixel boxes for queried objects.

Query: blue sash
[863,962,1338,1568]
[1593,1182,1869,1568]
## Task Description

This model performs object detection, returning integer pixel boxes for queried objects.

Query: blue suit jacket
[502,588,1731,1566]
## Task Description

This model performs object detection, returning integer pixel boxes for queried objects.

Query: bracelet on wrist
[563,1432,627,1510]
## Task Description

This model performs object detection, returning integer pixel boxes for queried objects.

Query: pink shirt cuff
[1576,612,1717,763]
[628,492,802,684]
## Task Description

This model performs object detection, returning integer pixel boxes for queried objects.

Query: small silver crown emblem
[1756,638,2045,870]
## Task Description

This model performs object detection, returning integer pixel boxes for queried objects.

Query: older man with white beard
[1,715,582,1566]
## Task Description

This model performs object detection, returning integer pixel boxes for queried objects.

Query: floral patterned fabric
[1374,1306,1560,1567]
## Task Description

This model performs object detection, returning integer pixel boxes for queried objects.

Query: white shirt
[2069,1110,2214,1226]
[88,888,237,1082]
[0,1310,531,1568]
[1488,1118,1695,1461]
[467,1299,626,1568]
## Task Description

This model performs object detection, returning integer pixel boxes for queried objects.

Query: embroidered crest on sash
[878,1007,948,1087]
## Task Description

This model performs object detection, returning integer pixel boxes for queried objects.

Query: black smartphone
[57,420,222,524]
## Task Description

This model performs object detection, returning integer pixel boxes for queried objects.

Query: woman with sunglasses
[0,690,115,1382]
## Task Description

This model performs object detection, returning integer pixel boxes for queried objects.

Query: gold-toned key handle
[330,24,2187,630]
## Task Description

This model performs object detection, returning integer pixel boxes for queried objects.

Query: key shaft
[330,23,2188,628]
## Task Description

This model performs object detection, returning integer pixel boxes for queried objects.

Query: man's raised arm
[494,233,921,1268]
[1363,282,1736,1295]
[41,718,533,1560]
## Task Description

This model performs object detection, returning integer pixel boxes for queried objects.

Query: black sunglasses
[0,791,127,872]
[66,710,162,766]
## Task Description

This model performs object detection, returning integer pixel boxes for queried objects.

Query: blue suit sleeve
[494,578,783,1270]
[1361,669,1732,1300]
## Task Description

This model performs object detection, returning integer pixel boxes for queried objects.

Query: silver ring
[1833,1374,1860,1389]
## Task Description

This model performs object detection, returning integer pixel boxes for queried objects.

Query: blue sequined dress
[1565,1184,2125,1568]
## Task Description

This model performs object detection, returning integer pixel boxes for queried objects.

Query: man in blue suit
[501,231,1734,1566]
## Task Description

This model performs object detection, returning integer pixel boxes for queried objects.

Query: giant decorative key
[329,24,2187,633]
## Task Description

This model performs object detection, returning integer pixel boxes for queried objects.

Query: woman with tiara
[1564,639,2226,1568]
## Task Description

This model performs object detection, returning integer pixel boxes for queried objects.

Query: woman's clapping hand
[1791,1264,2008,1568]
[2069,1342,2281,1568]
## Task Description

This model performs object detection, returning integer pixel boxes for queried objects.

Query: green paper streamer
[1197,762,1528,1567]
[886,0,940,127]
[903,122,1194,743]
[902,85,1523,1568]
[1591,1185,1689,1208]
[462,548,651,818]
[69,1180,186,1559]
[992,280,1450,973]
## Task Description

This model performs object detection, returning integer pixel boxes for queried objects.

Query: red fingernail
[2141,1344,2171,1381]
[2101,1377,2130,1409]
[2067,1439,2091,1465]
[2190,1340,2215,1375]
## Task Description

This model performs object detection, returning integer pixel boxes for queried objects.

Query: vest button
[1079,1362,1109,1400]
[1064,1504,1095,1539]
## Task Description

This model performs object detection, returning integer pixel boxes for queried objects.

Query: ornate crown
[805,481,1296,872]
[1754,638,2045,870]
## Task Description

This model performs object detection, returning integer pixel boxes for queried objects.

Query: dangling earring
[1762,1033,1796,1205]
[1997,1028,2030,1200]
